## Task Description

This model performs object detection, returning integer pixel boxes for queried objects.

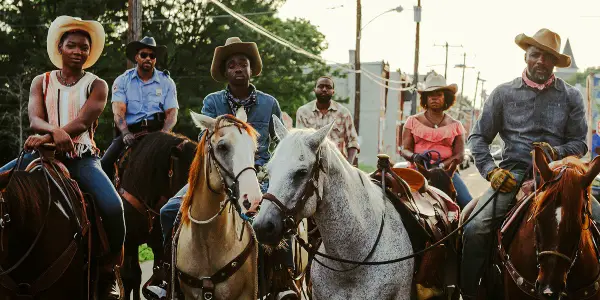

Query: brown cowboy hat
[210,37,262,82]
[515,28,571,68]
[126,36,167,63]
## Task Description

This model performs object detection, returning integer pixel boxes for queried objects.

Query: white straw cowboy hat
[418,72,458,94]
[210,37,262,82]
[515,28,571,68]
[46,16,105,69]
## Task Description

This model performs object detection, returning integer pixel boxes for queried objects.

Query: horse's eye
[217,142,228,152]
[295,169,308,179]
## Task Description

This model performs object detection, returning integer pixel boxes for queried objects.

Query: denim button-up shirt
[201,89,282,166]
[112,68,178,125]
[469,77,587,178]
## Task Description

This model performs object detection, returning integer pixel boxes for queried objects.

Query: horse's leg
[121,242,142,300]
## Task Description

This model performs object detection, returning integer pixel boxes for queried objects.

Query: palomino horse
[0,153,91,299]
[253,117,415,299]
[175,111,263,300]
[498,146,600,300]
[116,132,196,299]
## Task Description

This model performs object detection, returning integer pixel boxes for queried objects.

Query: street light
[354,3,404,135]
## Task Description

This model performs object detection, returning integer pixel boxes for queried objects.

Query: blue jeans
[453,172,473,208]
[0,153,125,254]
[460,169,600,297]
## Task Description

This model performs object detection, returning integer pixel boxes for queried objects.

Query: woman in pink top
[400,72,473,207]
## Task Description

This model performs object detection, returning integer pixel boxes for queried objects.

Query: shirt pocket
[146,89,163,111]
[548,101,568,124]
[127,98,143,115]
[505,101,529,128]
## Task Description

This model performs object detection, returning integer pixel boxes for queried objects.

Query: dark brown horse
[0,159,91,299]
[415,160,458,203]
[116,131,197,299]
[501,147,600,300]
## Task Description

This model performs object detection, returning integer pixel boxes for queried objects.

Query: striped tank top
[42,70,100,158]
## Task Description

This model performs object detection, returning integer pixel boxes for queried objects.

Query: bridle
[261,149,324,236]
[188,115,257,225]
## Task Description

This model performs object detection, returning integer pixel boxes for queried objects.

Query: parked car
[460,149,475,170]
[492,149,503,161]
[393,160,410,169]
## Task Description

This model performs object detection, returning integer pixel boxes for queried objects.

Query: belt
[127,113,165,134]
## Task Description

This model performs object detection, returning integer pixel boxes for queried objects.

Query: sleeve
[111,74,127,103]
[468,87,503,179]
[345,110,360,150]
[200,94,218,118]
[163,78,179,110]
[554,89,588,158]
[269,98,282,140]
[295,107,307,129]
[404,116,415,131]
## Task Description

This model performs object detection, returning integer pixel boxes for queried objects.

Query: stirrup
[276,289,299,300]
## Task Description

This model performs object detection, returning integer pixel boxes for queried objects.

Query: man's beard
[528,66,552,83]
[316,94,332,103]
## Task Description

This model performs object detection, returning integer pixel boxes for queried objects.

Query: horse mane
[530,157,590,232]
[0,170,47,227]
[180,115,258,224]
[122,131,197,202]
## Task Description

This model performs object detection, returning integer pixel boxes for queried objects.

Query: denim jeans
[100,135,125,181]
[1,153,125,254]
[452,172,473,208]
[460,169,600,297]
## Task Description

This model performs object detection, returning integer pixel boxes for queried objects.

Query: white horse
[252,116,414,299]
[175,110,262,300]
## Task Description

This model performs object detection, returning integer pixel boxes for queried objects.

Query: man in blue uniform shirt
[101,36,178,177]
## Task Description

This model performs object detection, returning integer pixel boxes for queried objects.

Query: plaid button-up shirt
[296,100,360,158]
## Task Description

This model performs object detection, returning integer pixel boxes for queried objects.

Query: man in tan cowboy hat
[463,28,600,299]
[100,36,178,180]
[152,37,299,299]
[0,16,124,299]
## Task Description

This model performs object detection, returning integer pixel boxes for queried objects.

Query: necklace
[424,111,446,128]
[58,71,85,87]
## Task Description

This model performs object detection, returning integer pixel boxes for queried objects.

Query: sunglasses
[139,52,156,59]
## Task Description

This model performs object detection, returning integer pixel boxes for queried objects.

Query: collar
[311,99,338,112]
[132,68,160,83]
[521,69,556,91]
[221,84,260,104]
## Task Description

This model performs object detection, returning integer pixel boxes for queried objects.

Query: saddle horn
[533,146,553,182]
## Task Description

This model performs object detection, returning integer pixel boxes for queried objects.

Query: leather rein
[498,165,600,299]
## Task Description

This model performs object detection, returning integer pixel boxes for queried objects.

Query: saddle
[370,154,460,300]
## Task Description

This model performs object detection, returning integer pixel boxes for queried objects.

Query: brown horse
[501,146,600,300]
[0,158,91,299]
[116,132,197,299]
[415,160,458,203]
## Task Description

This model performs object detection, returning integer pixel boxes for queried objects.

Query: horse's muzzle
[536,281,565,300]
[252,209,284,246]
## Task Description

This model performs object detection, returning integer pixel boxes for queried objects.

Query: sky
[275,0,600,108]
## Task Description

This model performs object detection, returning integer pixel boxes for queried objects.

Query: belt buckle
[141,119,149,128]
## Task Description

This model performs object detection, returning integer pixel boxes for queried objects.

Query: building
[555,38,578,81]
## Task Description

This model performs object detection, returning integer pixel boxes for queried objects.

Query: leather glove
[532,142,559,161]
[411,153,429,167]
[488,168,517,193]
[123,132,137,147]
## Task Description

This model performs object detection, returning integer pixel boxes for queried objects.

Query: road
[136,163,490,299]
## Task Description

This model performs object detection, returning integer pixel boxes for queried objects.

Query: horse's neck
[314,151,385,259]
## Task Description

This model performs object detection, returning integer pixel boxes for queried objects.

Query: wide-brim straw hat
[418,72,458,94]
[46,16,105,69]
[210,37,262,82]
[126,36,168,63]
[515,28,571,68]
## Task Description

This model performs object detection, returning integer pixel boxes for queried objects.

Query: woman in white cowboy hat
[0,15,124,299]
[400,71,473,208]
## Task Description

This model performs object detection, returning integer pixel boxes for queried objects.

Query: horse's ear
[415,162,430,179]
[582,155,600,187]
[272,114,288,141]
[445,160,458,177]
[306,122,333,151]
[534,146,553,182]
[190,110,215,132]
[235,107,248,123]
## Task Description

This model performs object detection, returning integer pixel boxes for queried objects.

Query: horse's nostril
[243,194,248,199]
[243,200,251,210]
[265,221,275,234]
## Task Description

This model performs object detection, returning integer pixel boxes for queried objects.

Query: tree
[566,67,600,86]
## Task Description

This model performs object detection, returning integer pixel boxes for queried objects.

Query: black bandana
[226,84,257,115]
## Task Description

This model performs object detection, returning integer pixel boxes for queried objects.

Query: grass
[358,163,376,173]
[139,244,154,262]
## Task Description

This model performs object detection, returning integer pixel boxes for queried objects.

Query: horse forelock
[532,158,589,232]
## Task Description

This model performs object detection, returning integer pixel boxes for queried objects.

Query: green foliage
[138,243,154,262]
[358,163,376,173]
[0,0,332,163]
[566,67,600,86]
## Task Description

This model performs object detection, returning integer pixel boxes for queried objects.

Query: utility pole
[455,52,473,122]
[127,0,142,68]
[471,71,480,129]
[354,0,361,134]
[434,42,462,78]
[410,0,422,115]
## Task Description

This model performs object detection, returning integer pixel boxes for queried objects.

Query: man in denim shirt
[149,38,297,299]
[462,28,600,299]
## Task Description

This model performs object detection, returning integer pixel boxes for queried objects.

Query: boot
[144,238,173,300]
[97,250,124,300]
